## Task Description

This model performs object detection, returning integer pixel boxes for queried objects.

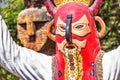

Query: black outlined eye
[74,24,86,30]
[58,24,66,31]
[60,26,66,30]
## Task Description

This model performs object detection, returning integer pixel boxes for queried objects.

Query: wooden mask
[17,7,51,51]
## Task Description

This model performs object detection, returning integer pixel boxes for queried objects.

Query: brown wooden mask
[17,7,52,52]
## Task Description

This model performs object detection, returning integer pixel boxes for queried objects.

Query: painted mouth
[29,35,36,42]
[64,43,77,50]
[57,39,86,53]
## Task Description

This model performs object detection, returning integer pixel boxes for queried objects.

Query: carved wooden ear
[47,20,55,42]
[95,16,106,38]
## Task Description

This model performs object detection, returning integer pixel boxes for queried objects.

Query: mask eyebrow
[72,15,88,27]
[57,17,66,26]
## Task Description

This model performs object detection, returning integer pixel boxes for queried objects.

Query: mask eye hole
[19,23,26,30]
[58,24,66,32]
[34,21,47,30]
[74,24,86,31]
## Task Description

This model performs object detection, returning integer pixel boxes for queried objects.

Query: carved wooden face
[17,7,51,51]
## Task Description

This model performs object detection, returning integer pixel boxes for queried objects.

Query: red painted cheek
[71,34,87,41]
[56,35,65,43]
[55,34,89,44]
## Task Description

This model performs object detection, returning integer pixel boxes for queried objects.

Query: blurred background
[0,0,120,80]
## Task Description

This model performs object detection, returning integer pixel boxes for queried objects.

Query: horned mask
[44,0,106,79]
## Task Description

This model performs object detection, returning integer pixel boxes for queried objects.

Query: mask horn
[44,0,57,17]
[89,0,102,16]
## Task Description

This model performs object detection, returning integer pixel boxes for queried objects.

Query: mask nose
[65,14,72,44]
[26,21,36,36]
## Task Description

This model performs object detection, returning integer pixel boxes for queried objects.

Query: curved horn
[43,0,57,17]
[89,0,102,16]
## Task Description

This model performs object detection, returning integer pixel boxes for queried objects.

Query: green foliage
[0,0,120,80]
[0,67,18,80]
[0,0,24,43]
[98,0,120,51]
